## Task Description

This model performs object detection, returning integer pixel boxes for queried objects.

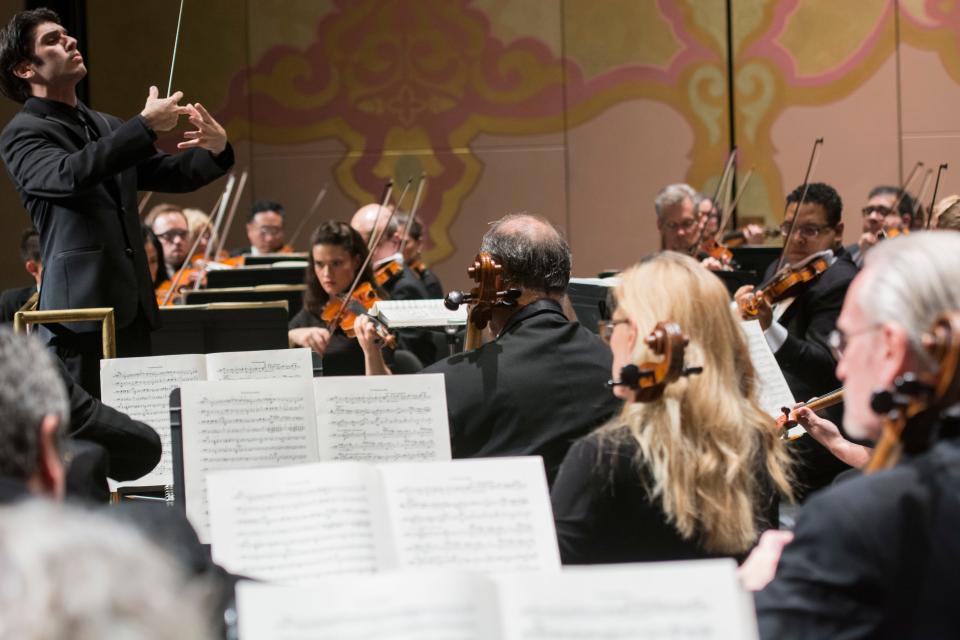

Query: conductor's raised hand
[178,102,227,155]
[140,86,189,132]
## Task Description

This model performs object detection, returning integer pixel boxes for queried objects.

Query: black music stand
[181,286,304,320]
[731,247,780,279]
[243,253,309,266]
[206,265,306,288]
[567,278,617,333]
[153,301,290,355]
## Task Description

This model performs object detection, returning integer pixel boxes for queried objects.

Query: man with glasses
[847,185,917,267]
[146,204,191,280]
[735,182,858,497]
[233,199,292,256]
[740,231,960,638]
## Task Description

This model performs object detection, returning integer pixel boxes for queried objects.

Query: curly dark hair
[0,9,60,103]
[786,182,843,227]
[302,221,380,318]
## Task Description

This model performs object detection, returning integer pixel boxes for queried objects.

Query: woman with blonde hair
[551,251,792,563]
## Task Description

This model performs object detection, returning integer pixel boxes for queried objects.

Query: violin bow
[398,173,427,260]
[885,161,923,221]
[908,168,933,231]
[197,172,236,265]
[209,168,249,264]
[287,184,329,250]
[714,167,753,244]
[927,163,949,229]
[690,148,737,257]
[365,181,395,252]
[773,137,824,275]
[160,227,206,306]
[137,191,154,217]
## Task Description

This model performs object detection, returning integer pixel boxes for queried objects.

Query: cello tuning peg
[444,290,467,311]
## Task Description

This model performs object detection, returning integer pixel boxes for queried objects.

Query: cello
[443,253,521,351]
[607,322,703,402]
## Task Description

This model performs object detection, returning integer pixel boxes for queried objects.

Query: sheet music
[314,374,451,463]
[100,354,207,486]
[208,463,378,583]
[206,347,312,381]
[740,320,796,419]
[371,299,467,327]
[495,560,758,640]
[181,378,318,541]
[377,457,560,573]
[236,572,499,640]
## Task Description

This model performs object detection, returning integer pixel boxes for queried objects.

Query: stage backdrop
[1,0,958,292]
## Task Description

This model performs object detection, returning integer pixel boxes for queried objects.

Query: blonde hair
[933,195,960,231]
[601,251,792,554]
[183,208,217,246]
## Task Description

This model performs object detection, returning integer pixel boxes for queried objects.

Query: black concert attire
[380,260,441,366]
[0,284,36,324]
[756,427,960,639]
[552,429,778,564]
[762,248,859,498]
[413,263,444,298]
[422,298,620,486]
[0,97,234,396]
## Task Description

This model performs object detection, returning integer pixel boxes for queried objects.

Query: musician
[551,252,792,564]
[141,225,165,289]
[288,221,392,376]
[0,227,41,324]
[183,207,217,260]
[147,203,191,279]
[698,194,767,246]
[734,182,856,497]
[932,194,960,231]
[742,232,960,638]
[848,185,916,267]
[350,203,430,301]
[0,8,233,395]
[656,183,726,270]
[232,199,292,256]
[355,213,620,485]
[396,211,443,298]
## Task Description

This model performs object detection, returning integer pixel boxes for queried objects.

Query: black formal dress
[288,308,395,376]
[756,431,960,639]
[552,428,779,564]
[0,97,234,394]
[422,298,620,486]
[764,249,859,497]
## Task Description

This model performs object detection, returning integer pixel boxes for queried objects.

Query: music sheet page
[740,319,796,419]
[314,374,451,463]
[181,378,318,541]
[495,560,758,640]
[205,347,313,381]
[100,354,207,487]
[208,462,379,583]
[235,571,499,640]
[376,457,560,574]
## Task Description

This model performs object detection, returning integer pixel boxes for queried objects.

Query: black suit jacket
[0,97,233,331]
[0,284,35,324]
[423,298,620,485]
[757,433,960,639]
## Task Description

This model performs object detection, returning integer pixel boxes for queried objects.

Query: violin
[374,259,403,287]
[865,311,960,473]
[698,237,735,268]
[443,253,521,351]
[610,322,703,402]
[321,281,397,348]
[776,387,844,440]
[721,226,781,247]
[739,250,831,317]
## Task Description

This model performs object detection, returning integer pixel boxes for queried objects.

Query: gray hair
[0,501,215,640]
[479,213,571,294]
[0,329,68,478]
[860,231,960,371]
[654,183,699,219]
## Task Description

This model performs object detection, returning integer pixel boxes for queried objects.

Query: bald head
[350,203,399,262]
[479,213,571,294]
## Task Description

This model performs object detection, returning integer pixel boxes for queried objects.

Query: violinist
[146,203,191,280]
[356,213,619,485]
[550,252,792,565]
[735,182,857,497]
[698,194,768,247]
[744,232,960,639]
[395,211,443,298]
[350,203,429,301]
[932,194,960,231]
[231,199,293,256]
[287,221,392,376]
[654,183,726,271]
[847,185,916,267]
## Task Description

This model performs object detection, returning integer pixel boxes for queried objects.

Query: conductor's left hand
[178,103,227,155]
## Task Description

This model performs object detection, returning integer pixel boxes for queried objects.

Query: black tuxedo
[1,97,233,393]
[757,432,960,638]
[763,250,859,497]
[422,298,620,485]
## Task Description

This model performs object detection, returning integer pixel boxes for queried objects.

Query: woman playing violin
[288,221,391,376]
[550,252,793,564]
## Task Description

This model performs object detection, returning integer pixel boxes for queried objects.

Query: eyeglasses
[778,222,835,239]
[254,225,283,238]
[156,229,188,243]
[828,325,881,360]
[862,205,893,217]
[598,318,629,344]
[662,218,698,232]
